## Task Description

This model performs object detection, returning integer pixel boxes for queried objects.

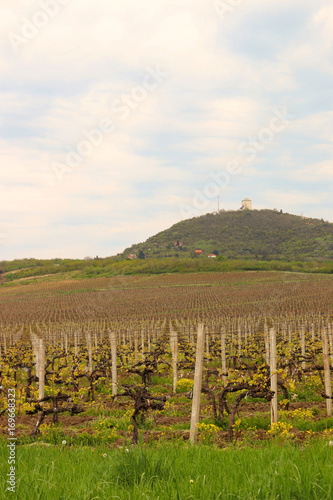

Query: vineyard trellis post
[301,324,306,371]
[141,327,145,361]
[238,321,241,358]
[74,330,78,357]
[328,323,333,368]
[111,331,117,397]
[172,328,178,394]
[322,328,332,417]
[134,332,138,365]
[39,338,45,401]
[221,327,227,385]
[270,327,278,425]
[87,332,93,374]
[190,323,205,444]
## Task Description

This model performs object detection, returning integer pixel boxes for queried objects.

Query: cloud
[0,0,332,259]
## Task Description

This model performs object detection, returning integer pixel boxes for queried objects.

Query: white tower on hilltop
[240,198,252,210]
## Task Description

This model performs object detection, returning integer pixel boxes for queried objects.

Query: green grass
[280,416,333,433]
[1,440,332,499]
[239,413,271,431]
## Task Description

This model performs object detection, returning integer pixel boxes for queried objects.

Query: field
[0,271,333,498]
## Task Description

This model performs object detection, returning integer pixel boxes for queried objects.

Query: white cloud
[0,0,332,259]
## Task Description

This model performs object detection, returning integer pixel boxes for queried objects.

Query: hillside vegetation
[123,209,333,261]
[1,210,333,284]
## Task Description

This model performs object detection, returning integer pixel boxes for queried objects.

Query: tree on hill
[138,250,145,260]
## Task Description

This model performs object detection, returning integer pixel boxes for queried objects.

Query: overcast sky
[0,0,332,260]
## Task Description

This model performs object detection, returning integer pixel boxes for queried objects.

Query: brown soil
[0,400,329,443]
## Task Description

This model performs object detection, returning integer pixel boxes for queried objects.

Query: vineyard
[1,271,333,498]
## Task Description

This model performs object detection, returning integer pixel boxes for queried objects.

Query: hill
[1,210,333,285]
[123,209,333,262]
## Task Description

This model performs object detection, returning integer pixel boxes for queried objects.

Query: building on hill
[240,198,252,210]
[208,253,217,258]
[128,253,137,260]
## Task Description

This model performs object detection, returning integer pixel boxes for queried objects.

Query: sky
[0,0,332,260]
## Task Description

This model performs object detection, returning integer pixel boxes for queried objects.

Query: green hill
[1,209,333,285]
[123,209,333,262]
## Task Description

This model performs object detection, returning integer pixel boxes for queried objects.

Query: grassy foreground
[1,440,332,499]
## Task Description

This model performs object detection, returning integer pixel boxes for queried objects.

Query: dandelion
[329,441,333,446]
[62,440,67,445]
[189,479,194,483]
[102,453,107,458]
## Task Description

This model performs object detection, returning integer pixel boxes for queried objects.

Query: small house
[195,250,203,254]
[128,254,137,260]
[208,254,217,258]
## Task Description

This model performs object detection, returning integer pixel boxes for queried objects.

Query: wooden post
[221,327,227,385]
[134,332,138,365]
[87,332,93,374]
[39,338,45,401]
[190,324,205,444]
[172,330,178,394]
[328,324,333,368]
[141,328,145,361]
[152,329,156,350]
[270,328,278,424]
[288,323,292,344]
[111,332,117,397]
[301,324,306,371]
[264,322,270,365]
[238,322,241,358]
[322,328,332,417]
[148,330,151,352]
[74,331,78,357]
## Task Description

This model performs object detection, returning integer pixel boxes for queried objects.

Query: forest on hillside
[124,210,333,261]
